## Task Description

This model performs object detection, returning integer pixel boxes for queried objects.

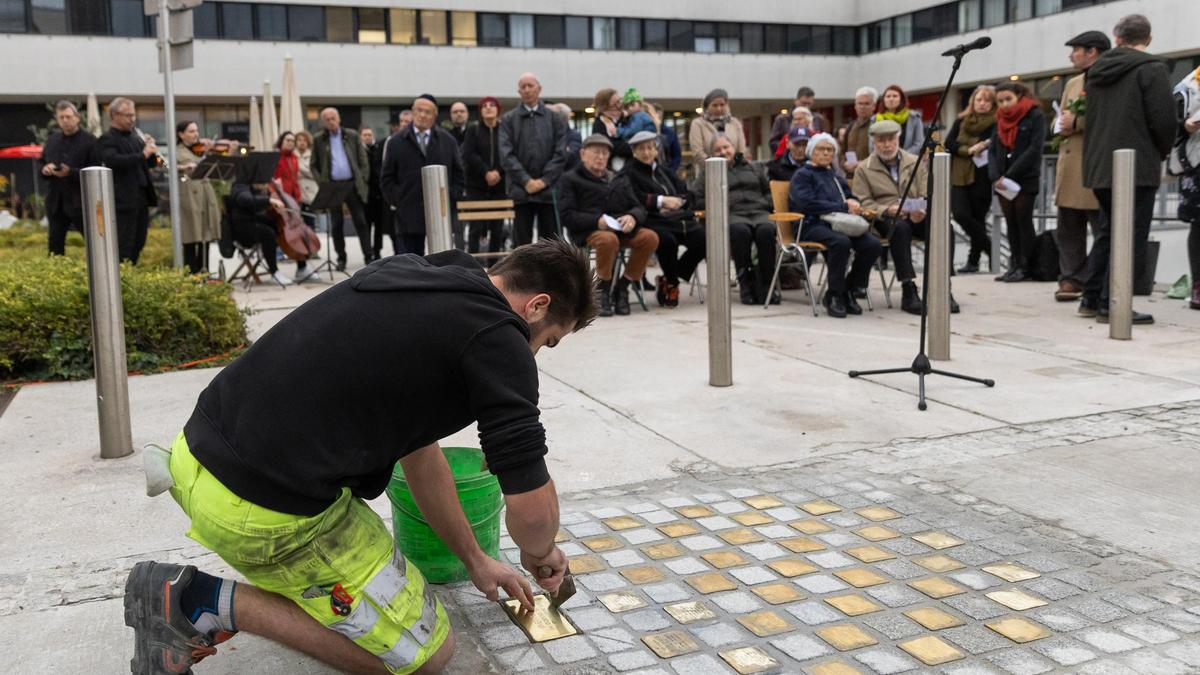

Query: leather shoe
[613,278,632,316]
[1055,279,1082,302]
[958,261,980,274]
[844,291,862,315]
[950,293,961,314]
[1097,308,1154,325]
[823,291,847,318]
[900,282,923,315]
[597,280,614,317]
[1078,297,1099,317]
[851,286,868,299]
[336,258,347,272]
[1004,267,1029,282]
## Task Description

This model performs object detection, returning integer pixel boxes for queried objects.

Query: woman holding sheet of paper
[945,85,996,274]
[989,82,1046,283]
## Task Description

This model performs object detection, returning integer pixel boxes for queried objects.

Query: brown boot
[1054,279,1082,302]
[1191,280,1200,310]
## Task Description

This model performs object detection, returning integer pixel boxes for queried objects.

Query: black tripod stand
[848,46,995,410]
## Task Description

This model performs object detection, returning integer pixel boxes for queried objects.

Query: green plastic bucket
[386,447,503,584]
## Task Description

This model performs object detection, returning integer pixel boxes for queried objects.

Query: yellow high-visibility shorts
[167,432,450,674]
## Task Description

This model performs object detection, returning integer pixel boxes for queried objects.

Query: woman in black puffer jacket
[694,135,779,304]
[461,96,506,263]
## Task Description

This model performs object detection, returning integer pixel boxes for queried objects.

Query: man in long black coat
[39,101,96,255]
[380,95,465,256]
[97,96,158,263]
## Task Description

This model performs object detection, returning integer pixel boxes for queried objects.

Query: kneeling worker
[124,240,596,674]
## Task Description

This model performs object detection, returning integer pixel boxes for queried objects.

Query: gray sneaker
[124,561,231,674]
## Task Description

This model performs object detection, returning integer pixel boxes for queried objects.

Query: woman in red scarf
[988,82,1046,282]
[272,131,302,202]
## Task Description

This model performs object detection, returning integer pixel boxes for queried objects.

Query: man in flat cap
[1052,30,1110,303]
[558,134,657,316]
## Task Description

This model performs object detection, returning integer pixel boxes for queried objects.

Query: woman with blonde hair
[944,85,997,272]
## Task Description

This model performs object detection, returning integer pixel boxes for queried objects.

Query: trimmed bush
[0,222,174,268]
[0,255,245,381]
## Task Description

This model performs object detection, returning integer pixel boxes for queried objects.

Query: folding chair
[458,198,515,264]
[765,181,825,316]
[226,242,282,291]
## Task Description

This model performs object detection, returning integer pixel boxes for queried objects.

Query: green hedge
[0,222,174,268]
[0,254,246,381]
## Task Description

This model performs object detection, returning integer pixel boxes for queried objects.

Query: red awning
[0,145,43,159]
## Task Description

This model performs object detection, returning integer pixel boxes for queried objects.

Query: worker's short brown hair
[490,237,597,332]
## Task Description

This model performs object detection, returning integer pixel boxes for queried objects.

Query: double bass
[268,178,321,261]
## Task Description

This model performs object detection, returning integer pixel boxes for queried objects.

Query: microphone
[941,36,992,57]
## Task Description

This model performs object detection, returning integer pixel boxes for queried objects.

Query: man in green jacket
[312,107,374,270]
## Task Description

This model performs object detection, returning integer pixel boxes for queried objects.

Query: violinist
[175,120,222,274]
[230,160,306,286]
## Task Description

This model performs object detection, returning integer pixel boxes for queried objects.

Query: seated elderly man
[768,127,811,181]
[852,119,932,315]
[558,134,658,316]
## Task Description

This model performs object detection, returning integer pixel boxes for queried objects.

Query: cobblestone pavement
[437,401,1200,674]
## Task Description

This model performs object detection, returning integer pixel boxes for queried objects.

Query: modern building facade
[1,0,1197,161]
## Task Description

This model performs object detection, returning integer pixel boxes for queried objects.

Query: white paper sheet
[972,154,989,168]
[603,214,623,231]
[844,151,858,164]
[900,197,927,214]
[1051,100,1064,135]
[995,177,1021,201]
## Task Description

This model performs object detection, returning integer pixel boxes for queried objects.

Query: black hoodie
[1083,47,1177,189]
[184,250,549,516]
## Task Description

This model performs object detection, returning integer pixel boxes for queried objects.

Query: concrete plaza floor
[2,242,1200,674]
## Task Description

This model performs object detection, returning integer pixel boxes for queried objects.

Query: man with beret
[1053,30,1110,303]
[380,94,465,256]
[854,119,956,315]
[558,134,657,316]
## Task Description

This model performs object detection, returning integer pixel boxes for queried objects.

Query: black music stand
[191,154,240,182]
[847,47,995,410]
[298,181,354,284]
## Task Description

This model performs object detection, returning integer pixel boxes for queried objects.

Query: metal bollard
[704,157,732,387]
[81,167,133,459]
[1109,149,1135,340]
[928,153,952,361]
[421,164,453,254]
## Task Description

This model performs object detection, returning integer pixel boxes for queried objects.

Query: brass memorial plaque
[904,607,965,630]
[642,542,683,560]
[583,536,623,552]
[501,595,580,643]
[768,559,819,577]
[743,495,785,510]
[833,568,888,588]
[982,562,1041,582]
[854,506,902,521]
[913,554,965,573]
[816,624,878,651]
[663,600,717,624]
[676,505,717,518]
[908,577,967,599]
[897,635,965,666]
[733,512,774,526]
[752,583,804,605]
[719,528,764,545]
[790,519,834,534]
[852,525,900,542]
[985,617,1051,643]
[737,610,795,637]
[686,572,737,594]
[701,551,749,569]
[808,661,866,675]
[620,566,665,585]
[845,546,895,563]
[597,591,648,613]
[641,630,701,658]
[719,646,781,674]
[779,537,826,553]
[568,556,605,575]
[824,594,883,616]
[658,523,701,538]
[602,516,643,531]
[554,529,568,543]
[911,532,964,550]
[801,500,842,515]
[986,588,1048,611]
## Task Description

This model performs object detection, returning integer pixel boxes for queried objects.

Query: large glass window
[959,0,981,31]
[357,8,385,43]
[982,0,1006,27]
[741,24,763,53]
[564,16,588,48]
[1036,0,1062,15]
[644,19,667,50]
[914,4,957,41]
[111,0,146,37]
[718,23,739,53]
[325,7,353,43]
[68,0,106,34]
[875,19,892,50]
[509,14,533,48]
[0,0,25,33]
[389,9,415,44]
[30,0,66,34]
[534,15,562,48]
[451,11,476,46]
[860,25,871,53]
[256,4,288,40]
[786,25,810,53]
[420,10,447,45]
[1062,0,1094,8]
[221,3,252,40]
[1010,0,1033,20]
[618,18,640,50]
[764,24,786,52]
[591,17,614,49]
[893,14,912,46]
[694,22,715,53]
[809,25,831,53]
[478,13,506,46]
[668,20,692,51]
[833,26,857,54]
[288,5,323,41]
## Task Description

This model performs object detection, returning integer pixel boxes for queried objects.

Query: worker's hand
[618,214,636,233]
[468,555,535,610]
[521,547,567,594]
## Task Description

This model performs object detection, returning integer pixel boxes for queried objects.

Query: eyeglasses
[113,111,136,118]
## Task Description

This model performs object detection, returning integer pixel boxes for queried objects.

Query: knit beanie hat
[621,88,644,105]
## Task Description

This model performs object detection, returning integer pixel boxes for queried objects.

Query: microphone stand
[847,49,995,410]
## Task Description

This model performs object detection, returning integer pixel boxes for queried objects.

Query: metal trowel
[538,566,576,609]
